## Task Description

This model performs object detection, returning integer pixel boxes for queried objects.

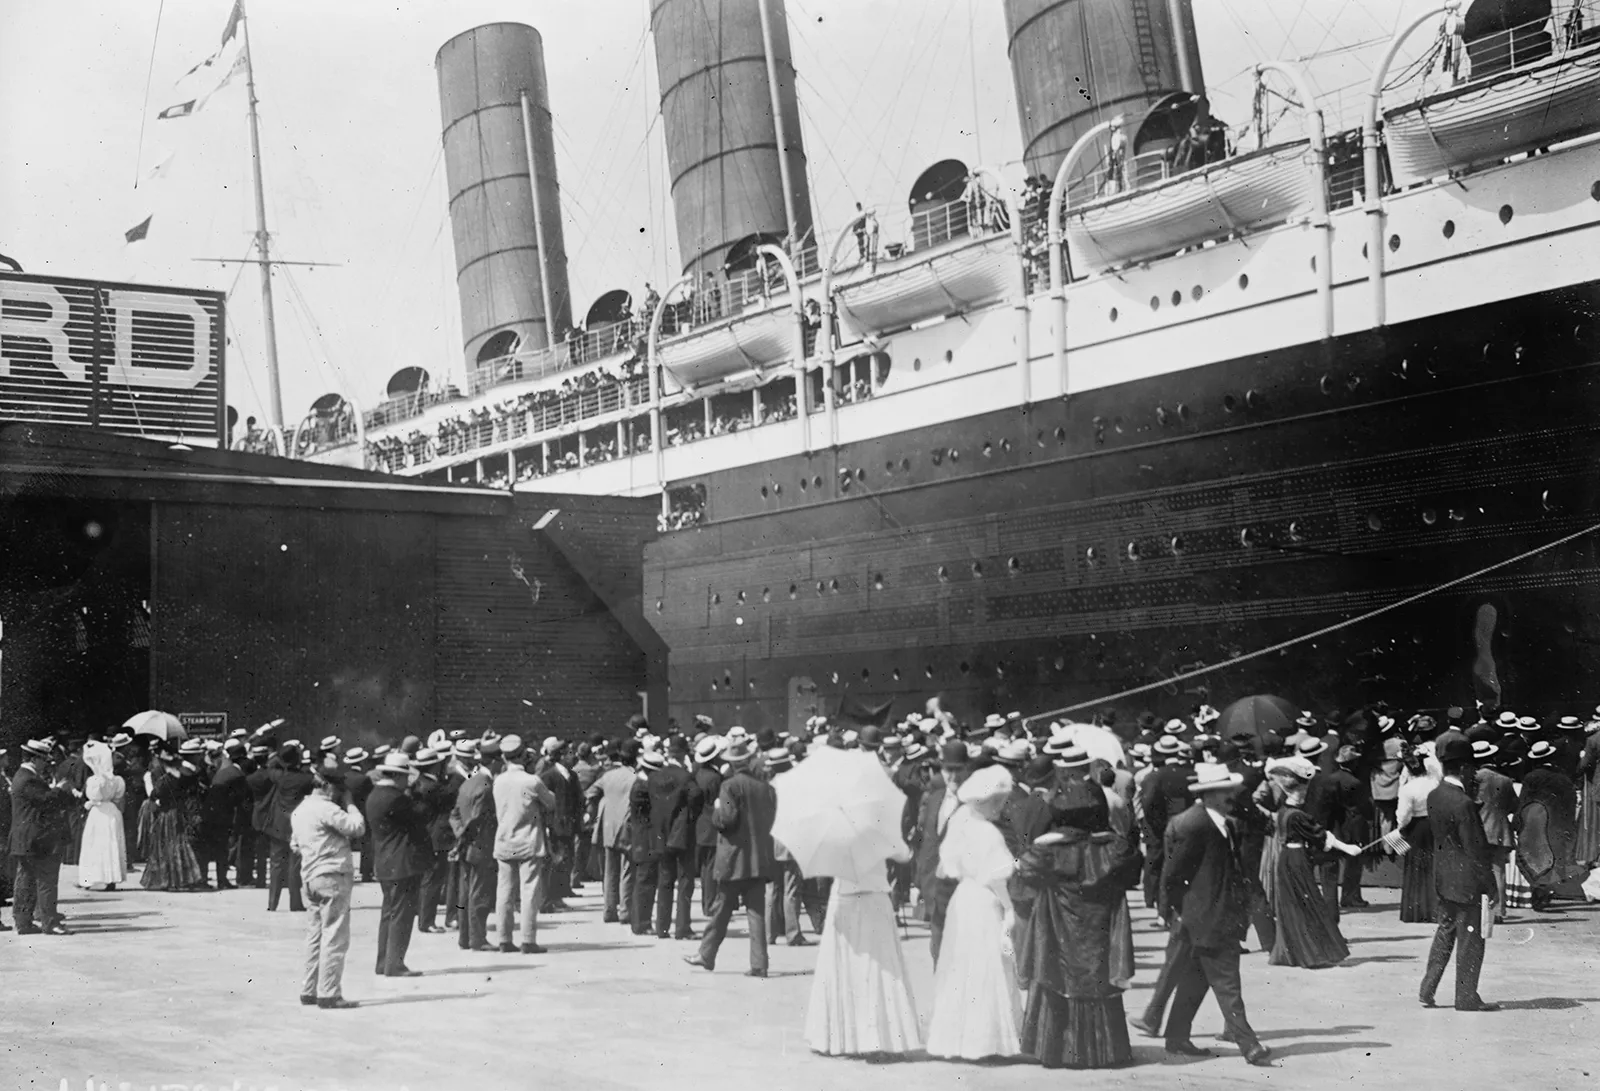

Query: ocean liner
[300,0,1600,734]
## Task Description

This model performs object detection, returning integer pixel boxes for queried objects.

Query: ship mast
[240,1,285,431]
[756,0,799,250]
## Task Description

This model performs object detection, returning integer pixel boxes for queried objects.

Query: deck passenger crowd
[5,697,1597,1065]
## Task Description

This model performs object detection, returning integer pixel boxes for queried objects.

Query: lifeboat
[834,234,1014,340]
[656,304,793,389]
[1383,5,1600,190]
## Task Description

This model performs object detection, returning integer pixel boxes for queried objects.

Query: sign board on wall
[0,271,225,445]
[178,712,228,739]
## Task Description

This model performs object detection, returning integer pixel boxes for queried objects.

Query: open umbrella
[1056,722,1127,767]
[772,747,907,884]
[123,710,186,741]
[1216,695,1300,756]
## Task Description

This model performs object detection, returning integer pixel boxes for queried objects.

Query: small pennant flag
[213,48,247,93]
[1381,829,1410,856]
[221,0,243,46]
[144,153,176,183]
[124,216,153,244]
[182,53,217,80]
[158,99,197,120]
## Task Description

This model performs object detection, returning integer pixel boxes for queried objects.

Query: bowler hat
[937,740,969,767]
[1434,731,1474,764]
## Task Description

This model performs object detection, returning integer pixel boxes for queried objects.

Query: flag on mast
[124,216,153,244]
[221,0,244,46]
[158,100,197,120]
[213,47,248,93]
[144,153,176,183]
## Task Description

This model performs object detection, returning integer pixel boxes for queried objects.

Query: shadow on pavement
[1497,997,1598,1010]
[355,992,488,1007]
[1252,1023,1372,1042]
[424,963,541,976]
[69,924,175,934]
[543,941,654,954]
[1339,955,1416,966]
[1269,1039,1391,1059]
[1345,935,1415,944]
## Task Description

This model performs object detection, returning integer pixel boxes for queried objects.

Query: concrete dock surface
[3,868,1598,1091]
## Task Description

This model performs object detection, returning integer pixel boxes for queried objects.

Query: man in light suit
[586,738,641,924]
[1420,731,1501,1011]
[1156,763,1273,1066]
[684,735,777,976]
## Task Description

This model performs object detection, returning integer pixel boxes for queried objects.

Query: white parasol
[1058,721,1127,767]
[772,747,908,884]
[123,710,186,741]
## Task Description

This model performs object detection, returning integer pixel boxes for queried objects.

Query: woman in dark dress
[1013,750,1141,1069]
[139,758,206,891]
[1264,758,1362,967]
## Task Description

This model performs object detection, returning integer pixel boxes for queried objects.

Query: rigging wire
[133,0,167,187]
[1024,519,1600,726]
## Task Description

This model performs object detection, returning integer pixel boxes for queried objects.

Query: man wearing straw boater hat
[9,738,79,935]
[1419,731,1500,1011]
[685,732,778,976]
[290,755,366,1009]
[1152,762,1272,1066]
[1138,732,1193,912]
[366,751,431,975]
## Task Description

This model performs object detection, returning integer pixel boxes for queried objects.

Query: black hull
[644,281,1600,730]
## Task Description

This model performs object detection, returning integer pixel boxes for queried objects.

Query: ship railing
[362,384,466,430]
[466,317,643,398]
[1459,5,1600,81]
[291,409,359,456]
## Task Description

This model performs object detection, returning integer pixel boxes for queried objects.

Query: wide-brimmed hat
[1294,712,1319,729]
[1493,711,1519,729]
[882,734,905,752]
[983,714,1006,731]
[1472,740,1500,761]
[319,735,342,752]
[376,752,412,775]
[1377,714,1398,735]
[1162,718,1188,736]
[452,739,478,759]
[223,738,245,755]
[1268,756,1317,782]
[1557,715,1584,731]
[20,739,53,759]
[1294,737,1328,760]
[109,732,133,750]
[639,749,666,770]
[903,742,930,763]
[1516,716,1542,733]
[1153,735,1185,756]
[955,764,1014,806]
[542,736,562,755]
[1335,745,1359,765]
[343,746,370,766]
[178,739,204,756]
[248,744,270,758]
[372,744,392,759]
[1052,745,1091,769]
[994,739,1032,767]
[414,747,445,768]
[723,736,757,763]
[694,736,726,764]
[227,727,249,740]
[1528,740,1558,761]
[764,746,794,771]
[1188,762,1245,793]
[1194,704,1220,726]
[499,734,525,761]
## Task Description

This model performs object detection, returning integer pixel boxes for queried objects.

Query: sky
[0,0,1433,429]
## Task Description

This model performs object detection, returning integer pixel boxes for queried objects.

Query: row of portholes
[768,427,1081,500]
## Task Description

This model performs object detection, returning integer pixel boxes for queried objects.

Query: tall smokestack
[1003,0,1197,178]
[437,23,574,372]
[650,0,815,279]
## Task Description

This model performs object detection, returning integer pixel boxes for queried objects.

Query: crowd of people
[5,697,1597,1064]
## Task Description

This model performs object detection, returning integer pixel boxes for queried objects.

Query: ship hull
[645,278,1600,732]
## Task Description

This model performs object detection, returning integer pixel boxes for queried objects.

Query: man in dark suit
[633,740,695,938]
[366,752,433,976]
[1157,763,1272,1066]
[9,738,79,935]
[450,741,499,951]
[1304,741,1373,914]
[202,742,248,889]
[685,736,778,976]
[1473,740,1516,920]
[414,749,458,932]
[1421,732,1500,1011]
[914,740,971,964]
[267,742,316,911]
[691,736,724,917]
[342,748,375,884]
[1138,734,1194,910]
[244,744,275,888]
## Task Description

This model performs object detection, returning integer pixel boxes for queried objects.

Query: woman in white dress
[925,764,1024,1061]
[78,741,127,890]
[804,839,922,1057]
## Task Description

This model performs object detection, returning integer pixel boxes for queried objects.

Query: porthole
[736,590,746,604]
[885,460,896,474]
[799,477,808,492]
[1055,426,1067,442]
[971,561,984,577]
[1320,374,1333,395]
[1422,508,1438,525]
[1171,290,1182,307]
[1036,430,1048,448]
[762,588,771,602]
[1443,219,1456,238]
[830,578,840,592]
[1176,403,1189,421]
[1109,307,1119,322]
[773,483,781,495]
[830,672,839,684]
[1001,438,1013,453]
[1362,243,1368,258]
[1367,513,1384,531]
[1239,527,1256,547]
[1449,508,1466,523]
[1191,285,1204,301]
[1499,204,1514,224]
[1238,274,1250,289]
[944,350,953,363]
[873,573,885,590]
[1150,296,1161,311]
[760,485,768,499]
[931,449,944,466]
[655,599,663,613]
[1591,181,1600,201]
[892,668,902,681]
[912,357,922,371]
[839,474,852,493]
[814,475,823,488]
[816,581,826,596]
[1223,394,1238,413]
[958,661,971,675]
[924,666,934,679]
[1170,535,1185,555]
[1388,234,1401,252]
[1085,546,1099,565]
[789,584,798,599]
[1126,541,1141,561]
[711,593,721,605]
[1007,556,1021,574]
[1113,417,1124,434]
[1054,656,1066,671]
[710,680,719,692]
[1288,521,1304,542]
[1310,255,1317,272]
[1543,489,1556,512]
[996,664,1006,678]
[1245,389,1261,409]
[900,458,910,472]
[937,565,950,582]
[1156,406,1169,426]
[948,448,960,463]
[982,442,993,458]
[856,467,865,482]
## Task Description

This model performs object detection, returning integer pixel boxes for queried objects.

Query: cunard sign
[0,271,225,445]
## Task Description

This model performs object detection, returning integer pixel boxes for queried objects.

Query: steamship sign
[0,271,225,445]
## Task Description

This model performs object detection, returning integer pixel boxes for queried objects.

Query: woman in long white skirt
[805,843,922,1057]
[925,765,1024,1061]
[78,741,127,890]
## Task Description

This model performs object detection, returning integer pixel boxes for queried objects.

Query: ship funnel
[437,23,574,376]
[1002,0,1203,178]
[650,0,815,279]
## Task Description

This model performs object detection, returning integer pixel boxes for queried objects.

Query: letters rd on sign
[0,272,225,445]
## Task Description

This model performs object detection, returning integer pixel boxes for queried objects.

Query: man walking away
[1420,731,1501,1011]
[291,760,366,1009]
[451,740,499,951]
[366,752,431,976]
[587,740,639,924]
[494,735,556,954]
[684,735,778,977]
